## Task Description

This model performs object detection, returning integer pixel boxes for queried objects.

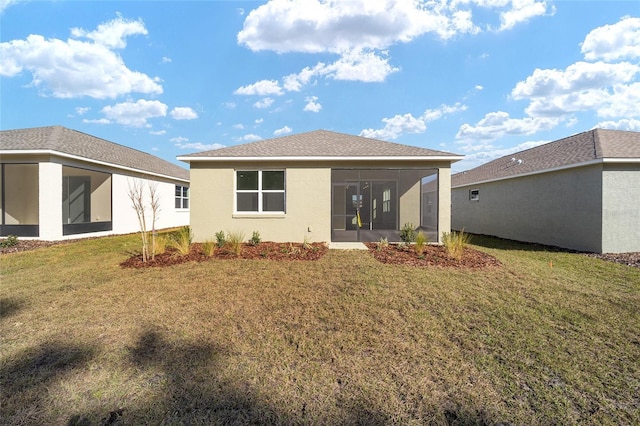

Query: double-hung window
[175,185,189,209]
[236,170,285,213]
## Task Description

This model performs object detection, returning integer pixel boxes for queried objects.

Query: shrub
[399,223,417,244]
[442,229,471,260]
[168,226,192,256]
[414,231,427,256]
[249,231,261,246]
[215,230,226,248]
[0,235,18,248]
[302,235,312,250]
[227,231,245,256]
[377,237,389,251]
[202,239,215,256]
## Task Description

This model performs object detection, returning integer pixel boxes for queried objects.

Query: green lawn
[1,234,639,425]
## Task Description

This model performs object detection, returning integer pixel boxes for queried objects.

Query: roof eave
[178,155,464,163]
[1,149,190,183]
[452,157,640,188]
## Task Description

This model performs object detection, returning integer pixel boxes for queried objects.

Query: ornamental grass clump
[442,229,471,260]
[168,226,193,256]
[414,230,427,256]
[201,239,215,257]
[227,231,245,256]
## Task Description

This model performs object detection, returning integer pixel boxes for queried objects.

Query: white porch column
[437,166,451,244]
[39,162,63,240]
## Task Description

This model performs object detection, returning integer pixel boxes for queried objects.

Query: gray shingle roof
[179,129,462,160]
[452,128,640,187]
[0,126,189,181]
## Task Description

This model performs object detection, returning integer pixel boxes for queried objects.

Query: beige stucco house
[178,130,463,244]
[0,126,190,240]
[451,129,640,253]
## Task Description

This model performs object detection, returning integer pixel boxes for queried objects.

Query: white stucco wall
[112,174,190,236]
[452,165,603,252]
[2,155,189,240]
[601,163,640,253]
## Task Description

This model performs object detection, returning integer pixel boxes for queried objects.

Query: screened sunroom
[331,168,439,242]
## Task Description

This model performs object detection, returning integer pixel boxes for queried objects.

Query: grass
[1,234,639,425]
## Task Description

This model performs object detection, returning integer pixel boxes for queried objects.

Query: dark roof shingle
[179,129,461,159]
[0,126,189,181]
[452,128,640,187]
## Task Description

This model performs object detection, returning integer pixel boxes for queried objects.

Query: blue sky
[1,0,639,171]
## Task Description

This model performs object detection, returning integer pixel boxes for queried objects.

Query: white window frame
[469,188,479,202]
[175,185,189,209]
[234,169,285,214]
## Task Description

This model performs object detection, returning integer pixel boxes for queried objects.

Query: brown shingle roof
[179,129,461,160]
[452,128,640,187]
[0,126,189,181]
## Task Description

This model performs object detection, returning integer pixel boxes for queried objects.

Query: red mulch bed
[365,242,503,269]
[119,242,329,268]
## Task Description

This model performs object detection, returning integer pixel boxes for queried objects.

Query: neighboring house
[451,129,640,253]
[0,126,190,240]
[178,130,462,244]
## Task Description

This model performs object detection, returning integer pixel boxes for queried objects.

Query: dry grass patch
[1,234,639,425]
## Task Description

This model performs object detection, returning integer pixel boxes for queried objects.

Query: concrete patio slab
[328,242,369,250]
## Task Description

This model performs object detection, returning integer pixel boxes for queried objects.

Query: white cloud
[101,99,168,127]
[150,130,166,135]
[71,14,147,49]
[283,66,317,91]
[75,107,90,116]
[170,136,189,143]
[360,102,466,140]
[1,0,23,14]
[238,0,552,55]
[319,49,399,82]
[581,16,640,62]
[224,102,237,109]
[496,0,553,31]
[233,123,245,130]
[453,139,549,172]
[175,142,226,151]
[162,56,172,63]
[594,118,640,132]
[274,125,292,136]
[361,113,426,140]
[0,16,162,99]
[234,79,283,96]
[237,134,262,142]
[254,97,274,109]
[511,61,639,101]
[170,107,198,120]
[422,102,467,121]
[82,118,111,125]
[303,96,322,112]
[456,111,560,143]
[255,118,264,124]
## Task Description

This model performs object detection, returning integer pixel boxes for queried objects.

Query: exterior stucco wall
[190,163,331,243]
[111,174,190,236]
[437,167,451,245]
[2,154,189,240]
[189,160,454,244]
[452,165,603,252]
[601,163,640,253]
